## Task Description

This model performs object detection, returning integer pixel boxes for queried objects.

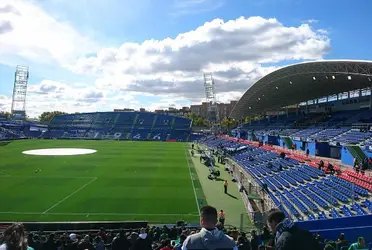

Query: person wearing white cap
[69,234,77,241]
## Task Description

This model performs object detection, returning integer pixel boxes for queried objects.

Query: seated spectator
[266,209,322,250]
[182,205,237,250]
[0,223,34,250]
[160,239,173,250]
[348,237,367,250]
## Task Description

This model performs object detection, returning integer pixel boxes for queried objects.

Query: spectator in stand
[250,230,259,250]
[97,227,107,243]
[266,209,322,250]
[94,236,105,250]
[129,232,138,250]
[335,233,348,250]
[261,226,272,246]
[77,235,94,250]
[237,236,251,250]
[160,239,173,250]
[66,234,79,250]
[319,160,324,171]
[0,223,34,250]
[182,205,237,250]
[218,210,226,226]
[231,227,239,241]
[111,229,130,250]
[134,228,152,250]
[170,226,178,240]
[348,237,367,250]
[43,233,57,250]
[174,234,187,250]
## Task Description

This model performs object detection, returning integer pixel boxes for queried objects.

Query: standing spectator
[66,234,79,250]
[169,226,178,240]
[182,205,237,250]
[111,229,130,250]
[129,232,138,250]
[0,223,34,250]
[335,233,348,250]
[218,210,226,226]
[97,228,107,244]
[348,237,366,250]
[306,149,310,157]
[77,235,94,250]
[266,209,322,250]
[133,228,152,250]
[224,180,228,194]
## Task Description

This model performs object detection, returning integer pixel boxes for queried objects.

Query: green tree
[0,111,11,119]
[39,111,67,122]
[220,117,239,129]
[184,112,209,127]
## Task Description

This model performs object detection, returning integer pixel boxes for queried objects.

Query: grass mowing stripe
[42,177,97,214]
[184,145,200,216]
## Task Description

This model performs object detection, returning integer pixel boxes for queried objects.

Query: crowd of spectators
[0,207,370,250]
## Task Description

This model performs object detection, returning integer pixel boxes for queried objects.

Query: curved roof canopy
[230,60,372,119]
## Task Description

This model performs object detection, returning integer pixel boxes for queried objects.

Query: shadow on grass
[226,193,238,200]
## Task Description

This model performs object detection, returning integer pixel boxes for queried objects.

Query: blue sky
[0,0,371,117]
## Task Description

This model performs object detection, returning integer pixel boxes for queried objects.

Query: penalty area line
[42,177,97,214]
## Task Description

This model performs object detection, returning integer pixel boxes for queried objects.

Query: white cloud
[0,95,11,112]
[1,13,331,117]
[0,0,98,67]
[73,16,330,106]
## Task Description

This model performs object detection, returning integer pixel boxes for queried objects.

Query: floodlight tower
[11,65,29,120]
[203,72,220,130]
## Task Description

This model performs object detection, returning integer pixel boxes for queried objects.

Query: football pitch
[0,140,206,223]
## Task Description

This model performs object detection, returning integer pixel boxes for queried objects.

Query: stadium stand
[0,112,198,142]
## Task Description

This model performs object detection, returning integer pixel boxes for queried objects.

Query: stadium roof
[230,60,372,119]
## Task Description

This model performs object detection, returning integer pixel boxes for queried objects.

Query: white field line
[0,211,200,217]
[0,175,96,179]
[184,145,201,216]
[42,177,97,214]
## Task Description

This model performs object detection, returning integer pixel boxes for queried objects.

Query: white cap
[69,233,77,241]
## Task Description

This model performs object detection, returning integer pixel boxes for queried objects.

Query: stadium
[1,60,372,249]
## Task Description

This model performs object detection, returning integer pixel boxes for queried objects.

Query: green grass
[0,140,201,223]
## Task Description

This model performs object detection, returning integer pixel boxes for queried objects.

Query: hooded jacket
[133,233,152,250]
[182,228,237,250]
[274,218,322,250]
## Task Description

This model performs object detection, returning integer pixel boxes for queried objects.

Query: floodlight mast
[11,65,29,120]
[203,72,220,132]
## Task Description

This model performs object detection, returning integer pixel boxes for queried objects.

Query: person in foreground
[266,209,322,250]
[0,223,34,250]
[182,205,237,250]
[348,237,367,250]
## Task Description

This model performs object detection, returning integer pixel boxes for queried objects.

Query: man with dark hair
[267,209,322,250]
[182,205,237,250]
